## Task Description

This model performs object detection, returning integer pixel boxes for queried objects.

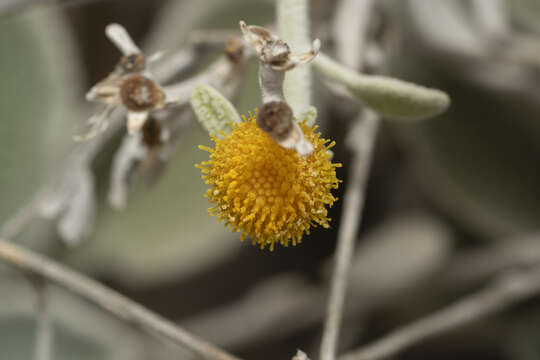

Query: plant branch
[33,280,54,360]
[0,186,50,240]
[319,110,380,360]
[0,239,241,360]
[320,3,379,360]
[332,0,377,69]
[341,266,540,360]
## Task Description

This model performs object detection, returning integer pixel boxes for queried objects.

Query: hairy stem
[320,111,380,360]
[33,281,54,360]
[277,0,312,115]
[342,266,540,360]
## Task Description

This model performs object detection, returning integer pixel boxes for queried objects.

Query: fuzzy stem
[277,0,312,115]
[34,281,54,360]
[320,111,380,360]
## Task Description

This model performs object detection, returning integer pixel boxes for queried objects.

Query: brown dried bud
[117,53,146,73]
[257,101,293,141]
[262,40,290,67]
[141,116,163,148]
[224,37,244,63]
[120,74,165,111]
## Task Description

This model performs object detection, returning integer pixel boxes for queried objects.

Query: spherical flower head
[197,110,341,250]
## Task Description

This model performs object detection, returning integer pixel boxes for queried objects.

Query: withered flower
[77,24,171,140]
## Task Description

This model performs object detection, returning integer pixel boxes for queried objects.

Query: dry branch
[33,281,54,360]
[342,266,540,360]
[320,2,379,360]
[0,239,240,360]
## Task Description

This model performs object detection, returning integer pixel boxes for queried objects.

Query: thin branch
[0,239,240,360]
[320,2,379,360]
[0,186,50,240]
[319,111,380,360]
[33,280,54,360]
[332,0,376,69]
[341,266,540,360]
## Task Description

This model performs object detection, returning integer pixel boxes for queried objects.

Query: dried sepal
[86,75,123,103]
[288,39,320,66]
[239,21,276,54]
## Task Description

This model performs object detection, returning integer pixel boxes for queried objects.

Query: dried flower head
[77,24,171,140]
[239,21,320,71]
[119,74,166,112]
[197,110,341,250]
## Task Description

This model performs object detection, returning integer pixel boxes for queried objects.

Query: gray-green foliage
[191,84,241,135]
[314,53,450,121]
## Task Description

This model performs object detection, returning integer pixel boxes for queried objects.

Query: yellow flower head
[197,111,341,250]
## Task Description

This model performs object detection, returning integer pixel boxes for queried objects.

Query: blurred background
[1,0,540,359]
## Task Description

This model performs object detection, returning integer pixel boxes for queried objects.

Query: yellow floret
[196,111,341,250]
